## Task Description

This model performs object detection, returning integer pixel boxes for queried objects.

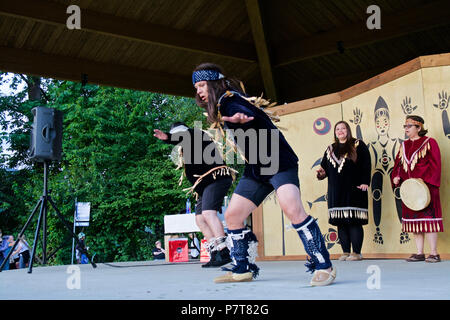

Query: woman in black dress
[317,121,371,261]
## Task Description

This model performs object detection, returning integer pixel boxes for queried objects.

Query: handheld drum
[399,178,431,211]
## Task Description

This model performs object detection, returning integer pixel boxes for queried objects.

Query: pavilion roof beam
[0,0,257,63]
[279,60,412,103]
[275,0,450,67]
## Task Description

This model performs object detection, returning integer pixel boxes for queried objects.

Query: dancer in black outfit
[154,122,234,267]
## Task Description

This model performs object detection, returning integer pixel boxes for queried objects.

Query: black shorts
[234,167,300,207]
[195,177,233,215]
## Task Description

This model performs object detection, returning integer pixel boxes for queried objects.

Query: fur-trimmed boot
[201,238,218,268]
[293,216,336,286]
[214,228,259,283]
[208,236,232,267]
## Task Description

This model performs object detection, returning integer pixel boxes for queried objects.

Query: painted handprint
[400,96,417,115]
[350,107,363,125]
[433,91,449,110]
[433,91,450,139]
[349,107,363,140]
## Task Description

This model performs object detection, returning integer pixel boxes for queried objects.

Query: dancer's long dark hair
[333,120,357,162]
[193,63,244,124]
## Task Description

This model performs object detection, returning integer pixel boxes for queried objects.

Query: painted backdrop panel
[341,70,424,254]
[261,66,449,257]
[422,66,450,253]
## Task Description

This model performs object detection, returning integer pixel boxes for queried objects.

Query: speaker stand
[0,161,97,273]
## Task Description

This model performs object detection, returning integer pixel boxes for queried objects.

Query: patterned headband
[407,116,424,124]
[192,69,225,86]
[407,119,424,128]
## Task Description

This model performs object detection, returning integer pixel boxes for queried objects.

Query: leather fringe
[182,165,238,199]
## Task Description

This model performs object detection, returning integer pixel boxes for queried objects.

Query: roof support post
[245,0,278,102]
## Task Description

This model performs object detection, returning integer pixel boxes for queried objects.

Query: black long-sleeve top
[218,91,299,182]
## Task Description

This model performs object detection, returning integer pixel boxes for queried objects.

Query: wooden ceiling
[1,0,450,104]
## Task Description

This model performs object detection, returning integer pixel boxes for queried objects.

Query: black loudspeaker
[28,107,63,162]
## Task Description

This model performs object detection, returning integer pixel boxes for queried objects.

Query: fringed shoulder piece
[400,137,431,172]
[217,90,281,123]
[213,90,285,163]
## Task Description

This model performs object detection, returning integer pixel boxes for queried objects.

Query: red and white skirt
[401,184,443,233]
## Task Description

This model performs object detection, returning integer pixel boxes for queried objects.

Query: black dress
[320,140,371,226]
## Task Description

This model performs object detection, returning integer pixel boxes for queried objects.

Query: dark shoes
[201,248,232,268]
[406,254,425,262]
[406,254,441,263]
[425,254,441,263]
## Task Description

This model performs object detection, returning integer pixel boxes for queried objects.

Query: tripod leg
[0,199,42,272]
[42,199,48,264]
[47,198,97,268]
[28,197,46,274]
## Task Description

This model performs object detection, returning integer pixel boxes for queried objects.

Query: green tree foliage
[1,72,236,265]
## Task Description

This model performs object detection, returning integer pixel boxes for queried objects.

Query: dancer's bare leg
[275,184,308,225]
[195,214,214,240]
[202,210,225,238]
[225,194,257,230]
[276,184,332,277]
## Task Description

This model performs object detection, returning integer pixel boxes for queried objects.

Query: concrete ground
[0,259,449,300]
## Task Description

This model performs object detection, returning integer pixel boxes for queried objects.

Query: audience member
[153,240,166,260]
[11,235,31,269]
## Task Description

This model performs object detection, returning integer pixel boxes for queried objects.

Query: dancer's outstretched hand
[153,129,168,141]
[222,112,254,124]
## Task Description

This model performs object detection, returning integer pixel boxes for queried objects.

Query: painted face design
[375,114,389,136]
